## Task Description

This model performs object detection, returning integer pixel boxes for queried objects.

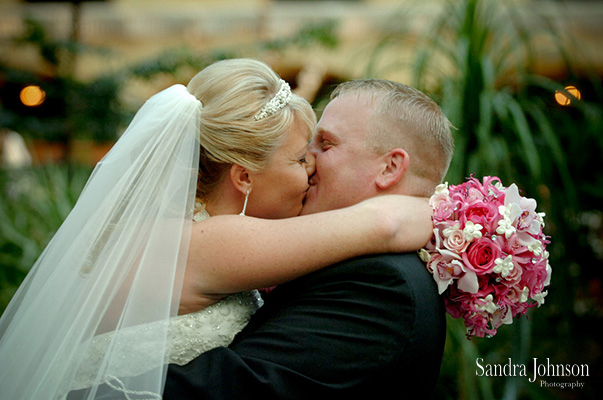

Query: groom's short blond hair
[331,79,454,187]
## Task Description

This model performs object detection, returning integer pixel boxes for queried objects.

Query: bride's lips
[299,181,311,204]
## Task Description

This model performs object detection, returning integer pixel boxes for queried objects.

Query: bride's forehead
[277,122,311,150]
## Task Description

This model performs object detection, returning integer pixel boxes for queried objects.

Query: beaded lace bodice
[70,208,263,391]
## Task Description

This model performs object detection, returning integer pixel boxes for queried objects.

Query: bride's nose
[305,152,316,176]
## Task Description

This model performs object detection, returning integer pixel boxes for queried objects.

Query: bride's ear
[229,164,252,195]
[376,148,409,190]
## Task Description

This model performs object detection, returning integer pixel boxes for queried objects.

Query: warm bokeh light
[19,85,46,107]
[555,85,581,106]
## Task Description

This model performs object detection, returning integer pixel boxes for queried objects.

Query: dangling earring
[239,188,250,216]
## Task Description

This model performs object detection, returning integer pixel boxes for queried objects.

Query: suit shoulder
[292,253,435,298]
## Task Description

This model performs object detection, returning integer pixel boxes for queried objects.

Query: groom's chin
[299,202,313,215]
[300,190,318,215]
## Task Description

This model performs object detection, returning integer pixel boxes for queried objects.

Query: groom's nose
[308,135,320,157]
[305,152,316,177]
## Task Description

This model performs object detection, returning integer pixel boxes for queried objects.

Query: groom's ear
[229,164,252,194]
[376,148,409,190]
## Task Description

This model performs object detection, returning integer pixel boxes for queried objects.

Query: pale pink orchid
[505,184,543,235]
[457,268,479,294]
[497,203,521,238]
[429,249,478,294]
[491,304,514,327]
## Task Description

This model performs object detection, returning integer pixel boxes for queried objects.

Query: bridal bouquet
[419,176,551,338]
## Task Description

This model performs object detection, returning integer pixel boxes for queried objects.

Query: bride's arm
[182,194,432,304]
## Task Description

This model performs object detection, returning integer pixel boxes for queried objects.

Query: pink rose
[443,228,470,253]
[504,264,523,287]
[437,222,470,254]
[462,238,501,274]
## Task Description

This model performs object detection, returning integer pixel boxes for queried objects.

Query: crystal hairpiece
[254,79,292,121]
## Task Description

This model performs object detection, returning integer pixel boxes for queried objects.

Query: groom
[164,79,454,399]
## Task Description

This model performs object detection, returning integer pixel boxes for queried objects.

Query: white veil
[0,84,202,399]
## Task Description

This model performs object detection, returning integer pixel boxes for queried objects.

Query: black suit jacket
[163,253,446,399]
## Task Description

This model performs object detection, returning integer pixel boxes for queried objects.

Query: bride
[0,59,432,399]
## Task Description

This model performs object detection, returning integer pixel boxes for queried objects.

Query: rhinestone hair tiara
[254,79,292,121]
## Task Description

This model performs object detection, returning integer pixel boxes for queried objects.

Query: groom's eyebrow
[321,130,340,145]
[310,129,323,143]
[315,127,333,141]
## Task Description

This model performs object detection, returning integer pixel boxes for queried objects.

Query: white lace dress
[70,209,263,391]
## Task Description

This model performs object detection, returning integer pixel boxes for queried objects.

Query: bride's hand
[357,195,433,254]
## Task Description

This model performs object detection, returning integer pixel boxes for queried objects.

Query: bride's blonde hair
[187,58,316,202]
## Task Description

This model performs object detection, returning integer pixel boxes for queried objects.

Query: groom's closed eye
[313,131,335,151]
[320,140,333,150]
